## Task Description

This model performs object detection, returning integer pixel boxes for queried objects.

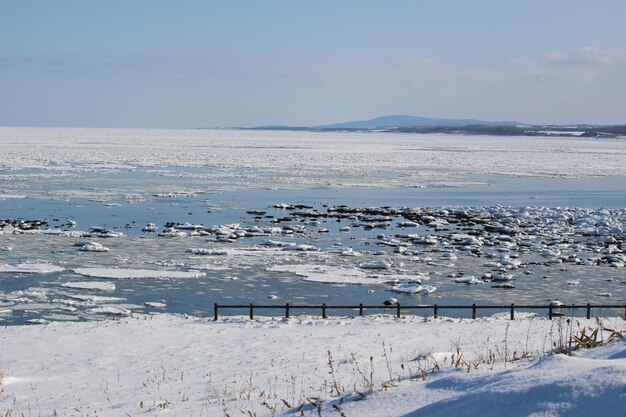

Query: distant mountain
[247,116,625,138]
[315,114,521,129]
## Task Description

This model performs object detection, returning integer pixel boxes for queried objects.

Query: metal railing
[212,302,626,321]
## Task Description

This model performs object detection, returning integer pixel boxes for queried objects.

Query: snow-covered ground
[1,314,624,416]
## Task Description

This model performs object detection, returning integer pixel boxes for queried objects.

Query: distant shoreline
[236,124,626,139]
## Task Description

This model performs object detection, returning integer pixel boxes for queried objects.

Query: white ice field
[2,127,626,193]
[0,127,625,416]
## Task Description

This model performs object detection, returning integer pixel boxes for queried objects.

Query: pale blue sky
[1,1,625,128]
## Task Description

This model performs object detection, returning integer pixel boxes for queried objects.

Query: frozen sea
[1,127,625,324]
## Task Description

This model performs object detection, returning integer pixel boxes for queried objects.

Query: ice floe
[0,263,64,274]
[142,223,159,232]
[66,294,127,303]
[492,282,515,289]
[61,281,116,291]
[87,306,131,316]
[268,264,391,285]
[390,282,437,294]
[72,267,206,279]
[186,248,229,256]
[454,275,482,285]
[144,301,167,308]
[77,241,110,252]
[84,227,124,238]
[493,273,514,282]
[359,260,392,270]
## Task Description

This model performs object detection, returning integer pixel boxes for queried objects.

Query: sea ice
[144,301,167,308]
[390,283,437,294]
[186,248,229,256]
[390,282,423,294]
[61,281,116,291]
[78,242,110,252]
[359,260,392,270]
[0,263,64,274]
[66,294,126,303]
[87,306,131,316]
[72,267,206,279]
[454,275,482,284]
[268,264,391,285]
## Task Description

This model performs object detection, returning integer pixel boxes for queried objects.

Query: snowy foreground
[1,314,624,417]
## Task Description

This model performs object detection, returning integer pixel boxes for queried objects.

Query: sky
[1,0,626,128]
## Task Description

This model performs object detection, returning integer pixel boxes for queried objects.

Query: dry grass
[552,318,624,355]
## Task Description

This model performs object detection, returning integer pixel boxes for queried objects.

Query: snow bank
[399,344,626,417]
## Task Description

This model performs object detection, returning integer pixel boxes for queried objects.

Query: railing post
[208,302,625,321]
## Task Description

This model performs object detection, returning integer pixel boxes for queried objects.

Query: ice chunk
[454,275,481,284]
[390,282,422,294]
[492,282,515,289]
[493,273,514,282]
[390,282,436,294]
[186,248,228,256]
[78,242,110,252]
[142,223,158,232]
[87,306,131,316]
[144,301,167,308]
[359,260,391,270]
[281,244,318,252]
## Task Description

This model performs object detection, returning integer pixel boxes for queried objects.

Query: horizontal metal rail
[212,303,626,321]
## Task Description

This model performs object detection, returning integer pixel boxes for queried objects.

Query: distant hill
[247,115,626,138]
[314,114,522,129]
